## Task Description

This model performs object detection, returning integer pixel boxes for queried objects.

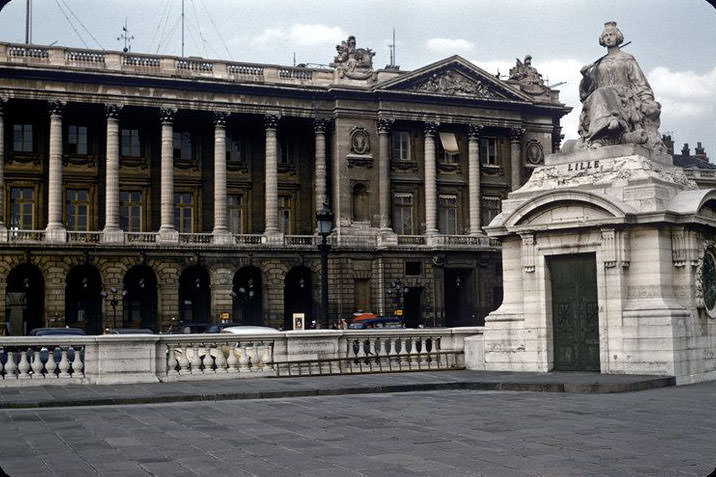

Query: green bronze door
[549,253,600,371]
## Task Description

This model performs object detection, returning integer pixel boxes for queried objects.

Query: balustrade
[1,343,86,384]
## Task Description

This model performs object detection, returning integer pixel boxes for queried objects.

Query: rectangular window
[120,128,141,157]
[405,261,422,276]
[226,136,242,164]
[278,195,292,234]
[10,187,35,230]
[439,132,459,164]
[13,124,33,153]
[174,192,194,233]
[67,125,88,155]
[119,190,143,232]
[439,195,458,235]
[480,137,498,166]
[393,193,414,235]
[173,132,193,161]
[66,188,90,231]
[228,194,244,235]
[392,131,411,161]
[481,196,501,228]
[279,136,292,166]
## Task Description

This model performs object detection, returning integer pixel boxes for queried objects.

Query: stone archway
[66,264,103,335]
[123,265,159,332]
[178,265,211,324]
[232,266,263,325]
[284,266,312,330]
[5,263,44,335]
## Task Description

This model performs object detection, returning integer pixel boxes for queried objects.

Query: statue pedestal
[474,145,716,384]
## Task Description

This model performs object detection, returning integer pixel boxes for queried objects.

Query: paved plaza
[0,378,715,476]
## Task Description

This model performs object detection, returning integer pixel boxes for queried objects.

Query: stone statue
[578,22,665,152]
[509,55,544,87]
[331,35,376,80]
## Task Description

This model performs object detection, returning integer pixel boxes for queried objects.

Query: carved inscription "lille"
[567,160,600,172]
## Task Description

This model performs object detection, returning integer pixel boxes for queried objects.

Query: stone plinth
[475,145,716,384]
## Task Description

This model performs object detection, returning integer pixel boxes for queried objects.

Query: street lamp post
[231,278,255,324]
[386,279,409,317]
[316,202,334,329]
[101,287,127,330]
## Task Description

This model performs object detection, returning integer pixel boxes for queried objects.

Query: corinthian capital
[376,117,394,134]
[159,107,177,124]
[212,111,230,127]
[104,104,123,120]
[48,100,66,117]
[264,113,280,130]
[423,121,439,136]
[467,123,484,140]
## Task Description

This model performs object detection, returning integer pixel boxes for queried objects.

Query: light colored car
[220,325,281,335]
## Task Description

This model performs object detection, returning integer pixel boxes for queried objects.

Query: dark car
[348,315,404,329]
[106,328,154,334]
[168,322,245,334]
[29,327,86,336]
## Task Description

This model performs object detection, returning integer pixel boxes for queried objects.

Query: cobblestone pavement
[0,382,714,476]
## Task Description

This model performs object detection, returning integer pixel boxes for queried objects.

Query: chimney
[695,142,708,162]
[681,143,690,157]
[662,134,674,155]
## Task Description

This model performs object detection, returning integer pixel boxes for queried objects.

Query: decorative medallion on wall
[697,244,716,318]
[347,127,373,168]
[525,139,544,166]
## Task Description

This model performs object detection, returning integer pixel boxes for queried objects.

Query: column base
[0,225,7,243]
[45,226,67,243]
[212,230,233,245]
[157,227,179,244]
[101,228,125,243]
[261,231,284,245]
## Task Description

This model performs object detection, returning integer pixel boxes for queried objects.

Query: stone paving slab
[0,370,674,409]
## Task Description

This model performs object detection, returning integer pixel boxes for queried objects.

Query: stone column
[424,121,439,236]
[263,114,280,239]
[313,118,328,216]
[46,100,66,242]
[468,124,483,235]
[377,118,394,232]
[102,104,123,243]
[510,127,525,191]
[0,98,6,239]
[212,111,231,244]
[158,107,178,242]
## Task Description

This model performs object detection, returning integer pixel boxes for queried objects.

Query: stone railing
[179,233,213,245]
[0,328,482,386]
[284,235,316,247]
[126,232,158,244]
[7,229,46,242]
[0,42,333,87]
[67,231,102,243]
[397,235,427,246]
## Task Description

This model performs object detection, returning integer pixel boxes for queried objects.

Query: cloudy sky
[1,0,714,156]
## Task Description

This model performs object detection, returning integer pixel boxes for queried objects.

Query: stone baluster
[58,349,71,378]
[313,118,329,218]
[398,337,410,368]
[28,350,41,378]
[417,336,428,368]
[201,346,215,374]
[158,107,178,241]
[263,114,280,237]
[103,104,123,242]
[377,118,394,231]
[249,344,260,371]
[389,337,401,369]
[468,124,483,235]
[189,344,202,375]
[424,121,439,235]
[212,112,231,244]
[510,127,525,191]
[238,344,250,372]
[260,344,272,372]
[408,337,420,368]
[166,348,179,376]
[367,337,378,371]
[46,101,66,242]
[71,346,84,377]
[4,349,17,379]
[177,347,190,375]
[226,344,239,373]
[214,346,227,374]
[45,350,57,378]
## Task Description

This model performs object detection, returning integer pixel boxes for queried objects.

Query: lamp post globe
[316,201,334,328]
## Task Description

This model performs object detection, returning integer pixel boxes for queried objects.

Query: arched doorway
[5,263,44,335]
[444,268,476,327]
[123,265,158,332]
[232,266,263,325]
[178,265,210,324]
[284,266,312,330]
[66,265,103,335]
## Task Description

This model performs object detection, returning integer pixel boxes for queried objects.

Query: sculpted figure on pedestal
[331,35,375,80]
[578,22,665,152]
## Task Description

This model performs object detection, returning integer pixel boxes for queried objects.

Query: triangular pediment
[377,56,533,102]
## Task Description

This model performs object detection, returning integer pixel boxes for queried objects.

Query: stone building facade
[0,39,569,334]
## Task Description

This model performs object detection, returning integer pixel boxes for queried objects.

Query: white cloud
[250,24,346,48]
[648,65,716,120]
[426,38,474,56]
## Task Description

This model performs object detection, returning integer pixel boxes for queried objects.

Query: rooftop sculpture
[330,35,375,80]
[577,22,665,152]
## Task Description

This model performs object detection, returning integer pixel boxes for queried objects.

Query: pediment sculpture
[407,69,499,98]
[577,22,665,152]
[331,35,376,80]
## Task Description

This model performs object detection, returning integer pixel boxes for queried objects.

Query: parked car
[167,322,251,334]
[348,314,404,329]
[220,325,281,335]
[29,327,86,336]
[105,328,154,334]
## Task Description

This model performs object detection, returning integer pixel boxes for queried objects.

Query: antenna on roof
[25,0,32,44]
[385,28,400,70]
[118,18,135,53]
[293,51,296,67]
